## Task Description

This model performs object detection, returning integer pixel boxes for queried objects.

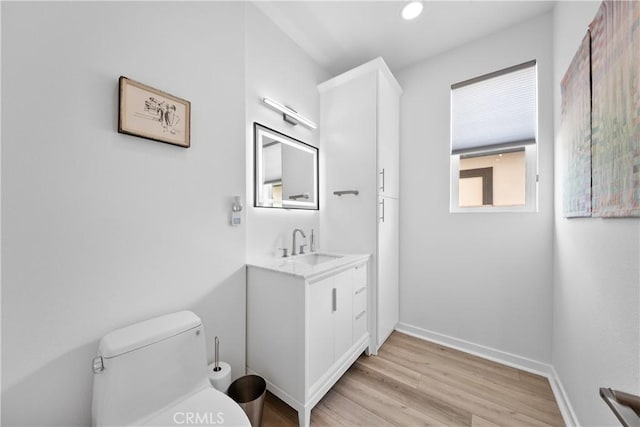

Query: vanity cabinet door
[308,276,335,387]
[308,268,356,388]
[333,269,354,359]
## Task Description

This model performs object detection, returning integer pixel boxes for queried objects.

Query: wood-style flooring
[262,331,564,426]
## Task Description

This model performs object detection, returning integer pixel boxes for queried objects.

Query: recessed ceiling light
[402,1,423,20]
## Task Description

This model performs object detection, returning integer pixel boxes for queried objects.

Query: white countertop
[247,252,370,279]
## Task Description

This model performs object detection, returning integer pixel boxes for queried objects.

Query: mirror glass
[254,123,318,210]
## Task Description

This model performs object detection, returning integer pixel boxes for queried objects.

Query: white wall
[1,2,247,425]
[245,4,329,264]
[397,12,555,364]
[552,2,640,425]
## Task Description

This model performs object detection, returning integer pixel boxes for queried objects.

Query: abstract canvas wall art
[589,1,640,217]
[561,31,592,218]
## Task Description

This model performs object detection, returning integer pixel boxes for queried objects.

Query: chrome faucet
[291,228,306,256]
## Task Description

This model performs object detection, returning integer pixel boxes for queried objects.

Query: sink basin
[252,252,368,279]
[289,253,343,266]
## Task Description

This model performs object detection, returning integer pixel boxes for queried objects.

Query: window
[450,60,538,212]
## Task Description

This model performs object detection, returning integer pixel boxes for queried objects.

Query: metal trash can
[228,375,266,427]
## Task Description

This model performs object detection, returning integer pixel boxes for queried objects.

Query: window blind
[451,60,537,155]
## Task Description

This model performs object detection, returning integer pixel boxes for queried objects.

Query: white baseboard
[395,322,553,375]
[549,366,580,427]
[395,322,578,427]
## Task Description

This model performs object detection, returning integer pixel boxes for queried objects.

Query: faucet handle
[310,229,315,252]
[299,244,307,255]
[279,248,289,258]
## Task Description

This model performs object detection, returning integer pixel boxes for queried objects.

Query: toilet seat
[139,386,251,427]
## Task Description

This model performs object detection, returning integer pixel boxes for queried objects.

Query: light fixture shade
[262,97,317,129]
[402,1,423,20]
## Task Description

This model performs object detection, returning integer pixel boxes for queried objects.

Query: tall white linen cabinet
[318,57,402,353]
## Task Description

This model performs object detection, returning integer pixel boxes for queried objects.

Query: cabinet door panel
[333,269,354,359]
[378,196,399,348]
[377,72,400,198]
[309,277,334,386]
[319,73,378,255]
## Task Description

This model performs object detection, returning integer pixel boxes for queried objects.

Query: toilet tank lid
[98,311,202,358]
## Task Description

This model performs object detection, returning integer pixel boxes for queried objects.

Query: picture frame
[118,76,191,148]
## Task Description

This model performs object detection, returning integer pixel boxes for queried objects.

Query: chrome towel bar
[333,190,359,196]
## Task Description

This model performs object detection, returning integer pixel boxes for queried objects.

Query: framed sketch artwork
[118,76,191,148]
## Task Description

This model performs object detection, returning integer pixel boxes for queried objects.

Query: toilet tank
[92,311,209,426]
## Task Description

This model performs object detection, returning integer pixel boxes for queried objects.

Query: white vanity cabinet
[247,255,369,427]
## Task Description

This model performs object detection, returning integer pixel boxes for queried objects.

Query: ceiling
[254,1,556,76]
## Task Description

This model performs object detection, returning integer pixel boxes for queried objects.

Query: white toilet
[91,311,251,426]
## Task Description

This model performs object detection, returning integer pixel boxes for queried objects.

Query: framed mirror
[254,122,319,210]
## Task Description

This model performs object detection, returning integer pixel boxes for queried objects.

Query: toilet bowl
[91,311,250,427]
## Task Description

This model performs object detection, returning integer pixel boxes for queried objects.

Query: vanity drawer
[353,284,367,314]
[353,263,367,287]
[353,278,367,342]
[353,308,367,341]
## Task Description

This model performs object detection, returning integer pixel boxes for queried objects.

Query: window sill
[450,205,538,214]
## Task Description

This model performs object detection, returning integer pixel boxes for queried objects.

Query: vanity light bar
[262,97,318,129]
